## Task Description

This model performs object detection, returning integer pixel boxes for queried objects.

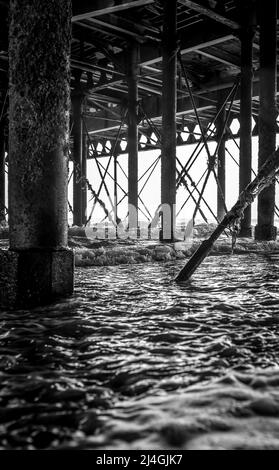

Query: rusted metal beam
[74,19,129,40]
[142,32,234,66]
[72,0,154,22]
[138,82,162,95]
[197,49,240,68]
[86,17,144,42]
[178,0,240,30]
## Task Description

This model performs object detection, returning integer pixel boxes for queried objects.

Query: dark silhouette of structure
[0,0,278,308]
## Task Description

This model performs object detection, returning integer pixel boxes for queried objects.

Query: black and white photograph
[1,0,279,454]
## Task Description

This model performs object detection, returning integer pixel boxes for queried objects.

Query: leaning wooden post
[175,147,279,282]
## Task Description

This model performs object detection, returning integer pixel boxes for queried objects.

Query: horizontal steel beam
[84,31,236,94]
[72,0,154,22]
[84,75,279,136]
[86,18,145,42]
[197,49,240,68]
[86,92,221,135]
[141,32,235,66]
[178,0,240,30]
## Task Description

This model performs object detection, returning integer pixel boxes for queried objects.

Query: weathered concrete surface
[8,0,71,250]
[0,0,74,309]
[0,249,74,309]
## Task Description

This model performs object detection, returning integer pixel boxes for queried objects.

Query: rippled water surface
[1,254,279,449]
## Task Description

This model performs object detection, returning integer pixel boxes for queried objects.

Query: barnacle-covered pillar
[255,0,277,240]
[239,1,255,237]
[161,0,177,241]
[0,0,73,309]
[127,44,139,232]
[216,91,226,221]
[0,123,5,223]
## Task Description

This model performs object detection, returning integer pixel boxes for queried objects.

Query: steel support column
[239,2,255,237]
[0,0,73,309]
[72,91,83,226]
[127,44,139,231]
[82,131,88,225]
[216,91,226,220]
[255,0,277,240]
[0,124,5,223]
[161,0,177,241]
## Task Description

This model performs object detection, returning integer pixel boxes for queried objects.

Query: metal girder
[86,93,215,134]
[72,0,154,22]
[84,31,236,95]
[177,0,240,30]
[197,49,240,68]
[85,18,145,43]
[141,31,235,66]
[75,20,128,41]
[84,74,279,136]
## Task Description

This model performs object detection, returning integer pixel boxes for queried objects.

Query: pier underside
[2,1,279,454]
[0,0,279,307]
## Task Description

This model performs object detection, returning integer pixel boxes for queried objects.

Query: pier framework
[0,0,279,307]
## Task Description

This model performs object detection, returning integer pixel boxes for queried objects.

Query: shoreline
[1,224,279,267]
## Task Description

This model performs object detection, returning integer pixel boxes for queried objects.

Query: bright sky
[68,135,279,227]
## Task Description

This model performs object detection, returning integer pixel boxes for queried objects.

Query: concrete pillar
[0,124,5,223]
[255,0,277,240]
[239,2,255,237]
[72,91,83,226]
[161,0,177,241]
[82,131,88,225]
[216,91,226,221]
[0,0,73,309]
[127,44,139,231]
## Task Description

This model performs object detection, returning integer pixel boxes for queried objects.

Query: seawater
[1,254,279,449]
